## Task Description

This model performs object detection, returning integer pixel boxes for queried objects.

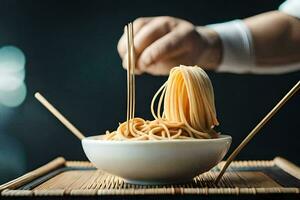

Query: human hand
[117,16,221,75]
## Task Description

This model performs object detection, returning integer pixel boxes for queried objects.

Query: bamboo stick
[215,81,300,184]
[274,157,300,180]
[0,157,65,192]
[34,92,85,140]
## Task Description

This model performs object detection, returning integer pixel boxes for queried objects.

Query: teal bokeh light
[0,46,26,107]
[0,46,25,74]
[0,82,27,107]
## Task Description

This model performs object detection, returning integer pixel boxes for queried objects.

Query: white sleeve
[205,20,256,74]
[279,0,300,19]
[205,0,300,74]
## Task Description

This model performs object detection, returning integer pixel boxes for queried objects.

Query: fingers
[143,57,183,75]
[117,16,198,76]
[122,54,143,75]
[120,17,178,73]
[137,25,188,70]
[143,49,199,75]
[117,17,153,59]
[143,61,173,75]
[133,17,177,56]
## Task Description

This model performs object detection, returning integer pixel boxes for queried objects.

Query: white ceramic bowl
[82,135,231,185]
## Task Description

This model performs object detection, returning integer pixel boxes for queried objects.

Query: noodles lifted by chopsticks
[105,65,219,140]
[104,23,219,140]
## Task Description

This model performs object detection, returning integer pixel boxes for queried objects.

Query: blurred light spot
[0,45,26,107]
[0,75,23,91]
[0,82,27,107]
[0,46,25,74]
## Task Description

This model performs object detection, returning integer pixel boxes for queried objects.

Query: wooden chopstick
[125,22,136,134]
[35,92,85,140]
[129,23,136,120]
[215,81,300,184]
[0,157,66,192]
[126,24,131,126]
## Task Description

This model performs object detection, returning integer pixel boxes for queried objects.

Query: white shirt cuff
[279,0,300,19]
[207,20,255,74]
[207,19,300,74]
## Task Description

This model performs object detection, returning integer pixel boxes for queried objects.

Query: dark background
[0,0,299,183]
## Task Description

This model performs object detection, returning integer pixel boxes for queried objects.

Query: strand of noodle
[171,129,182,139]
[162,111,166,118]
[179,126,195,138]
[157,86,166,119]
[141,126,149,132]
[148,131,162,140]
[162,120,185,128]
[151,82,166,120]
[132,120,147,136]
[161,130,166,138]
[131,135,149,141]
[128,120,138,137]
[159,122,171,139]
[149,127,163,135]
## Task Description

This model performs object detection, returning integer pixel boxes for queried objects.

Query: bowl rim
[82,134,232,144]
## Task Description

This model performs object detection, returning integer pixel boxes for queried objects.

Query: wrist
[196,27,222,70]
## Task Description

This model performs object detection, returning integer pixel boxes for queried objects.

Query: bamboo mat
[1,157,299,198]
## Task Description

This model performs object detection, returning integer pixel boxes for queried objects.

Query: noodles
[104,65,219,140]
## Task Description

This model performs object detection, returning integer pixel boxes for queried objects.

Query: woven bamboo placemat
[1,157,299,198]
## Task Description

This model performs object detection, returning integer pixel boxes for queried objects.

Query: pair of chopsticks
[125,23,136,131]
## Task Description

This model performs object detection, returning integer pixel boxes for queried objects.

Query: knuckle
[152,16,167,25]
[117,40,123,53]
[160,16,173,22]
[145,65,160,75]
[158,16,177,31]
[122,58,128,69]
[117,36,126,54]
[147,50,157,64]
[134,17,146,26]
